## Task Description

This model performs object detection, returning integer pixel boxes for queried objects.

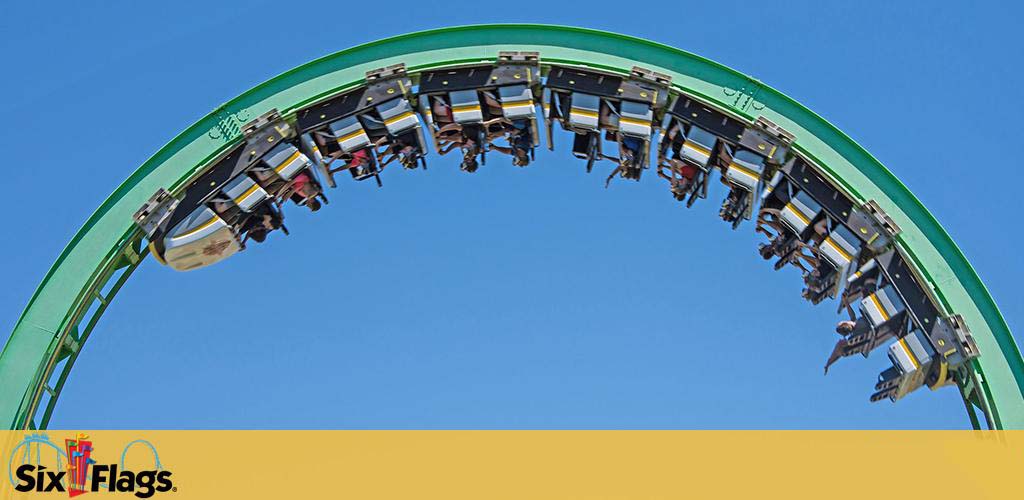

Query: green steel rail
[1,24,1019,430]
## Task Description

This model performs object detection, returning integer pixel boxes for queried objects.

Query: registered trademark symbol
[172,486,178,492]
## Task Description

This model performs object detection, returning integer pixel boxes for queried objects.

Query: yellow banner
[2,431,1021,499]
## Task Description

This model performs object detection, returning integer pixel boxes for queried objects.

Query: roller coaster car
[758,157,902,285]
[757,180,825,274]
[656,120,718,206]
[825,284,911,372]
[718,146,766,227]
[134,110,320,271]
[872,328,938,402]
[823,247,980,399]
[295,64,427,188]
[657,96,791,219]
[417,52,542,171]
[802,222,863,304]
[775,158,900,253]
[873,315,980,402]
[543,65,670,182]
[837,258,880,318]
[869,250,979,376]
[879,319,972,398]
[717,120,792,228]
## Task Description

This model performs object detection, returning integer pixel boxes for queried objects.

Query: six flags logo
[11,434,174,498]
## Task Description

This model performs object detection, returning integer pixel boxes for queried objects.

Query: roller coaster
[1,25,1020,430]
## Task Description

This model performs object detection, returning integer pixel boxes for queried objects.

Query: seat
[760,171,784,202]
[497,84,535,120]
[860,284,906,329]
[837,258,880,317]
[263,143,311,182]
[824,285,909,372]
[376,98,419,135]
[872,329,937,401]
[888,329,935,377]
[449,89,483,124]
[680,125,717,169]
[220,174,270,213]
[161,206,241,271]
[300,133,336,187]
[619,100,653,139]
[819,224,860,273]
[803,223,863,304]
[328,115,372,153]
[779,189,823,236]
[568,93,601,131]
[724,148,764,192]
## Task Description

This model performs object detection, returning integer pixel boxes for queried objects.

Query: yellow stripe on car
[898,337,920,369]
[337,128,368,144]
[384,111,415,126]
[233,183,262,204]
[274,151,302,173]
[824,237,854,263]
[729,162,760,182]
[172,216,219,240]
[685,142,711,157]
[787,203,811,225]
[619,116,651,127]
[571,108,598,119]
[870,293,890,322]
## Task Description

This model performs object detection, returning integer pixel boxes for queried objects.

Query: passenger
[458,125,482,172]
[241,203,284,244]
[481,91,503,118]
[461,154,479,172]
[659,121,685,160]
[488,119,533,167]
[840,261,880,320]
[824,339,853,374]
[511,133,532,166]
[349,148,375,177]
[432,97,454,126]
[359,113,388,136]
[825,313,905,373]
[288,172,322,212]
[436,123,465,155]
[835,319,858,335]
[755,210,817,273]
[598,101,618,129]
[621,135,642,161]
[657,159,698,201]
[396,143,420,169]
[802,265,833,303]
[755,214,786,249]
[483,117,510,143]
[720,188,744,222]
[378,133,421,169]
[784,219,826,271]
[809,218,829,247]
[755,210,788,260]
[604,135,644,187]
[327,147,377,182]
[824,318,874,373]
[247,224,269,243]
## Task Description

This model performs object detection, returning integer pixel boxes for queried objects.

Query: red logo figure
[64,434,94,497]
[202,240,231,256]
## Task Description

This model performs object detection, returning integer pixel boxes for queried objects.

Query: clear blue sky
[1,1,1021,429]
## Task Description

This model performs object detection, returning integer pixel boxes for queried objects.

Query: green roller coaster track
[1,24,1019,430]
